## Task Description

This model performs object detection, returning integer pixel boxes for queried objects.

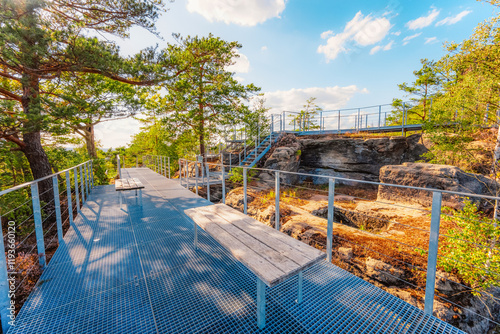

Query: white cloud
[369,45,382,55]
[436,10,471,26]
[392,31,401,36]
[317,11,391,62]
[425,37,438,44]
[261,46,268,51]
[369,40,393,55]
[186,0,286,26]
[262,85,367,112]
[406,8,440,30]
[234,76,245,82]
[320,30,333,39]
[95,118,141,149]
[226,51,250,73]
[402,32,422,45]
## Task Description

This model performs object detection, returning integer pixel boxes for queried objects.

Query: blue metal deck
[8,168,463,333]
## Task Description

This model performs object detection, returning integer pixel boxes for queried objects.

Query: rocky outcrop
[377,163,498,208]
[259,134,302,187]
[297,134,427,184]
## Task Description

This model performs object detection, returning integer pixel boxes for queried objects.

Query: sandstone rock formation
[377,162,498,208]
[298,134,427,184]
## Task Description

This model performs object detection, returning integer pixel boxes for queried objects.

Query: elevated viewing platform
[8,168,464,333]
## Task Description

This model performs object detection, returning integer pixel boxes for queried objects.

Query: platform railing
[165,158,500,332]
[0,160,94,333]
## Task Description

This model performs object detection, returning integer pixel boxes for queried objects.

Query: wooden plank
[201,210,302,274]
[185,210,282,285]
[206,204,326,261]
[115,178,145,191]
[198,207,316,267]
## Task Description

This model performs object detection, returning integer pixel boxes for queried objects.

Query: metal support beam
[90,160,94,188]
[168,157,171,179]
[206,163,210,201]
[195,160,199,195]
[52,176,63,244]
[0,213,12,334]
[257,278,266,329]
[66,171,73,225]
[31,183,46,269]
[275,171,280,231]
[80,166,85,203]
[424,191,442,315]
[297,271,303,304]
[221,161,226,204]
[327,178,335,263]
[74,168,80,214]
[243,168,248,214]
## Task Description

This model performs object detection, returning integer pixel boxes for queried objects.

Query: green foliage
[228,167,258,184]
[440,200,500,293]
[162,34,261,156]
[290,97,322,131]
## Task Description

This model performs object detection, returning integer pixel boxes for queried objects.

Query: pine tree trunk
[84,125,97,158]
[21,74,53,204]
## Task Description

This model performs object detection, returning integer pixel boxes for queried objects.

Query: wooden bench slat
[207,204,325,261]
[197,206,314,268]
[187,210,282,284]
[115,178,145,191]
[186,204,326,287]
[200,210,303,275]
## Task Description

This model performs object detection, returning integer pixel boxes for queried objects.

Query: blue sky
[95,0,497,148]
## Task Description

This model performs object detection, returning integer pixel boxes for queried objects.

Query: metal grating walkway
[8,168,464,333]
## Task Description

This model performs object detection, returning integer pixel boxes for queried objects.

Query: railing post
[168,157,171,179]
[117,155,122,178]
[424,191,442,315]
[80,165,85,203]
[327,178,335,263]
[243,167,248,214]
[338,110,341,133]
[0,213,12,334]
[66,171,74,225]
[52,176,63,244]
[221,161,226,204]
[229,152,232,173]
[206,163,210,201]
[31,183,46,269]
[84,162,89,198]
[378,105,381,128]
[275,171,280,230]
[185,159,189,190]
[179,159,183,187]
[402,102,406,137]
[195,159,199,195]
[90,160,94,188]
[74,168,80,214]
[357,108,361,132]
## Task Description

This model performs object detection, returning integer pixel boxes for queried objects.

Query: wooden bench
[184,203,326,329]
[115,178,145,207]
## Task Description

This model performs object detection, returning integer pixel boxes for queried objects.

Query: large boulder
[298,134,427,184]
[260,134,302,186]
[377,162,497,208]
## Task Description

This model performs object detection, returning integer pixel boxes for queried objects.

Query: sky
[95,0,498,148]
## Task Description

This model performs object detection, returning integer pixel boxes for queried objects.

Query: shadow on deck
[8,168,462,333]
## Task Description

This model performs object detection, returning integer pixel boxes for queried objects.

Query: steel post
[275,171,280,231]
[168,157,171,179]
[195,160,199,195]
[424,191,442,315]
[0,213,12,334]
[243,168,248,214]
[378,105,381,128]
[257,278,266,329]
[80,166,85,203]
[66,171,74,225]
[221,161,226,204]
[31,183,46,268]
[74,168,80,214]
[297,271,303,304]
[206,163,210,201]
[327,178,335,262]
[52,176,63,243]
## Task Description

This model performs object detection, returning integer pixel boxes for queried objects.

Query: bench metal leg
[257,278,266,329]
[194,223,198,250]
[297,271,303,304]
[119,192,122,207]
[139,189,143,207]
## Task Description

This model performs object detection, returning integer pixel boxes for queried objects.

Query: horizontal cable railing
[0,161,94,334]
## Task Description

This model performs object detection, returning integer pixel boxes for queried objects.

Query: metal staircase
[239,133,279,167]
